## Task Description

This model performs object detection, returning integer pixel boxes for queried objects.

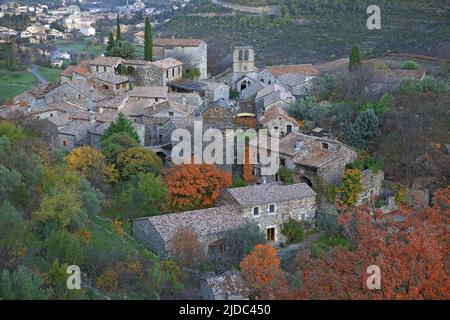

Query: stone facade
[222,186,317,244]
[357,169,385,205]
[154,40,208,80]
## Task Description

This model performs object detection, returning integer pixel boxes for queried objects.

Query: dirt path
[29,64,48,84]
[278,232,323,271]
[211,0,281,16]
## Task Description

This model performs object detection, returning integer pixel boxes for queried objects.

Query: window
[50,113,53,117]
[298,212,306,221]
[208,240,225,257]
[178,67,181,75]
[172,68,175,77]
[287,125,292,134]
[268,204,276,214]
[155,98,159,102]
[322,142,329,149]
[168,112,174,116]
[62,140,67,147]
[78,94,81,99]
[253,207,260,217]
[267,227,275,242]
[96,66,99,72]
[103,66,106,72]
[116,84,120,90]
[166,70,169,78]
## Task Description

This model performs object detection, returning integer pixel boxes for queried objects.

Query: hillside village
[0,0,449,302]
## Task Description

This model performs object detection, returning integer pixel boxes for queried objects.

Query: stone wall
[45,83,97,110]
[357,169,384,205]
[132,218,167,256]
[136,65,164,86]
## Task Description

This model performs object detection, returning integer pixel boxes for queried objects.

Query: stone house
[44,80,107,111]
[132,182,317,258]
[133,206,246,258]
[357,169,385,205]
[255,132,357,187]
[91,72,129,96]
[221,183,317,243]
[258,64,319,88]
[153,38,208,79]
[151,57,183,85]
[254,84,295,116]
[168,80,230,104]
[260,106,299,137]
[201,102,235,130]
[90,56,122,74]
[128,86,168,105]
[13,83,60,108]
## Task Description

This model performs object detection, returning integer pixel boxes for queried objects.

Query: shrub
[278,166,294,185]
[281,218,305,244]
[400,60,419,70]
[232,177,248,188]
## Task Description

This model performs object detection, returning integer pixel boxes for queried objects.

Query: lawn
[37,67,62,83]
[0,69,37,104]
[311,234,351,258]
[53,39,105,58]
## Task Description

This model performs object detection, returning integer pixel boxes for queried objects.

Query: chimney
[98,106,104,114]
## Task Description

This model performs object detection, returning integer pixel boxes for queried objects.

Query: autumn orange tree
[164,163,232,211]
[294,187,450,300]
[240,244,289,299]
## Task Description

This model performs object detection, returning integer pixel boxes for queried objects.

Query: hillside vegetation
[157,0,450,72]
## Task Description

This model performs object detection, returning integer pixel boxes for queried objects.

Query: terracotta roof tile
[153,38,204,47]
[267,64,319,77]
[73,60,91,77]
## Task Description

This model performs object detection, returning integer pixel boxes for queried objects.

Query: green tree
[349,45,361,72]
[109,40,135,59]
[0,165,24,203]
[278,166,294,185]
[101,113,140,144]
[144,16,153,61]
[115,172,168,219]
[116,147,162,179]
[0,120,27,142]
[223,222,267,266]
[44,229,84,265]
[106,32,115,55]
[344,109,380,150]
[281,218,305,244]
[0,201,27,269]
[0,266,52,300]
[116,15,121,41]
[101,131,139,163]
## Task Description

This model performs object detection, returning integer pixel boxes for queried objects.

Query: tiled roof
[143,206,245,242]
[205,271,249,299]
[93,72,128,84]
[278,72,307,87]
[153,38,204,47]
[266,64,319,77]
[121,100,151,117]
[255,84,285,101]
[90,56,122,67]
[128,85,168,98]
[261,106,298,126]
[62,65,76,77]
[152,57,183,69]
[19,82,60,99]
[97,93,129,110]
[73,60,91,77]
[227,182,316,207]
[66,79,106,102]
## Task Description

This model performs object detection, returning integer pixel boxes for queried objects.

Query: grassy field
[0,69,37,104]
[53,39,104,58]
[37,67,62,83]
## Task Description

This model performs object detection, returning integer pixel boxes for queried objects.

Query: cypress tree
[349,45,361,72]
[144,16,153,61]
[116,15,121,41]
[106,32,115,55]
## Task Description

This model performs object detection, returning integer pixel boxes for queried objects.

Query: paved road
[29,64,48,84]
[211,0,281,16]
